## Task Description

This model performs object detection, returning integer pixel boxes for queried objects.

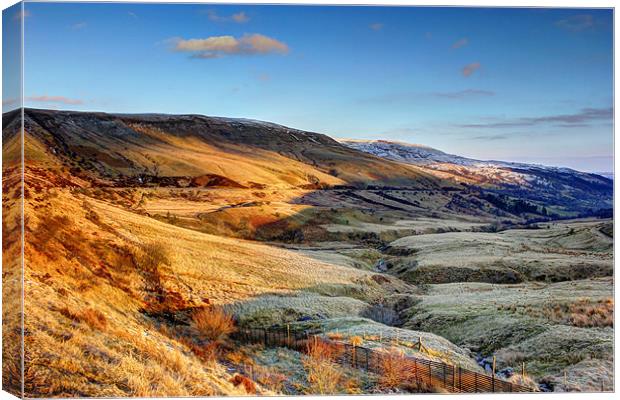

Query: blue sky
[3,3,614,172]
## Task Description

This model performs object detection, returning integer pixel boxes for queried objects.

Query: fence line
[232,326,534,393]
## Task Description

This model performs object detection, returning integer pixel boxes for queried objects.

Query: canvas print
[2,2,614,397]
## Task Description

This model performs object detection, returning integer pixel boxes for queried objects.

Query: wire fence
[232,325,535,393]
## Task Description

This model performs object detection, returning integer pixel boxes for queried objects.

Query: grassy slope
[23,108,444,190]
[22,182,368,396]
[6,109,613,394]
[387,221,613,284]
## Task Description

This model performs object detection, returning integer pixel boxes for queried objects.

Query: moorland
[2,108,613,396]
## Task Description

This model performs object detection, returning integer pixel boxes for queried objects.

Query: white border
[0,1,616,400]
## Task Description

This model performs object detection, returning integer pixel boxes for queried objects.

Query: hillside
[18,109,443,190]
[341,139,613,215]
[2,109,613,395]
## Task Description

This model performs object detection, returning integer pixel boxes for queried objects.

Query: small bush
[139,242,170,272]
[303,338,344,394]
[229,374,257,394]
[350,336,364,347]
[377,348,413,390]
[192,306,236,341]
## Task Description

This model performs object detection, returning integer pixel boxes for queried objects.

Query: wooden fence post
[428,362,432,387]
[564,370,567,390]
[452,364,455,390]
[287,324,290,346]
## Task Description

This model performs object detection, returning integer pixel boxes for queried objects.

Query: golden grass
[302,339,345,394]
[520,297,614,328]
[377,348,412,390]
[192,307,236,341]
[17,177,376,396]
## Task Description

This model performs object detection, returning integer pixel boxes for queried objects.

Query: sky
[2,3,614,172]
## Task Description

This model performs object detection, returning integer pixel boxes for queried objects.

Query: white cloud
[173,34,289,59]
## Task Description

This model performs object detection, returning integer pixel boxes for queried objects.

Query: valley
[2,108,613,396]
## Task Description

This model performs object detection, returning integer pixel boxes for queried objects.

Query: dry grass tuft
[327,332,343,340]
[226,350,254,366]
[254,367,287,393]
[139,242,170,272]
[59,307,107,330]
[229,374,257,394]
[192,306,236,341]
[303,338,344,394]
[377,347,412,389]
[350,335,364,347]
[524,298,614,328]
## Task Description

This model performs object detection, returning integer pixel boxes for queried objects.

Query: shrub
[377,348,412,390]
[192,306,236,341]
[139,242,170,272]
[303,338,344,394]
[350,336,364,347]
[229,374,257,394]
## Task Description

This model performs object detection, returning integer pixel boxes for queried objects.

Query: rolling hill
[16,109,443,190]
[341,139,613,215]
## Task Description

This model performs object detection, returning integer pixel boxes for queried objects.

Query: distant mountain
[595,172,614,180]
[340,139,613,214]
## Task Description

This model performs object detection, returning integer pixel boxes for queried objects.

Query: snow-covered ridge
[339,139,571,172]
[339,139,611,189]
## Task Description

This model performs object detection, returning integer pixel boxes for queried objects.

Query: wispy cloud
[555,14,594,32]
[127,12,138,18]
[458,107,612,129]
[431,89,494,99]
[462,62,481,77]
[26,95,84,105]
[206,10,250,23]
[172,34,289,59]
[451,37,469,49]
[471,134,508,141]
[360,89,494,104]
[369,23,384,31]
[72,22,87,30]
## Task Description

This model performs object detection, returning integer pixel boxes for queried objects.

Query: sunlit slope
[21,182,376,396]
[22,108,444,189]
